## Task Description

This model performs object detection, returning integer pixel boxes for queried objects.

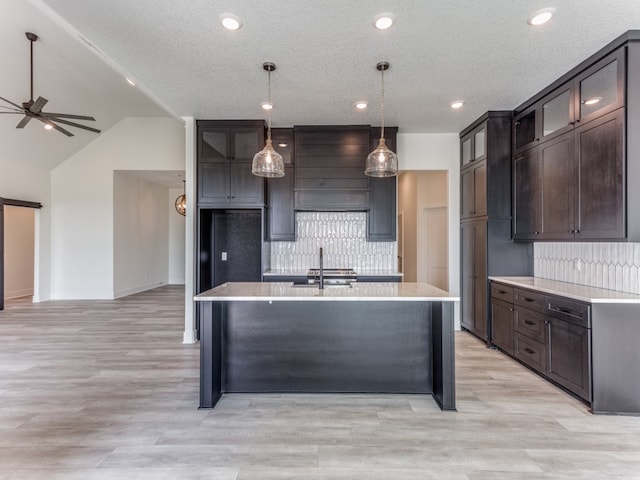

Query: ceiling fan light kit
[0,32,101,137]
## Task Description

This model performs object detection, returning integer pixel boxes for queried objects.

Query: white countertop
[489,276,640,304]
[195,282,457,302]
[262,270,403,277]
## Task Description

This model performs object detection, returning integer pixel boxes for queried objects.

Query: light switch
[221,251,227,261]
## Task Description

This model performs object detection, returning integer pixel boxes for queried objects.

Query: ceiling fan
[0,32,100,137]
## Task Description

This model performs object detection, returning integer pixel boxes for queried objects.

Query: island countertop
[195,282,458,302]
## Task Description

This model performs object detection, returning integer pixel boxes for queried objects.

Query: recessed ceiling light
[450,100,465,109]
[261,102,273,110]
[278,143,288,148]
[220,13,242,30]
[355,101,368,110]
[373,13,395,30]
[126,77,136,86]
[527,7,556,26]
[44,124,53,130]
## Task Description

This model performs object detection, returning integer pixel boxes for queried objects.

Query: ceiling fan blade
[30,96,48,114]
[33,116,73,137]
[51,117,101,134]
[0,111,23,114]
[16,115,33,129]
[40,112,96,121]
[0,96,26,111]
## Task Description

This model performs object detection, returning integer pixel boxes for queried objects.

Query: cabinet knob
[534,231,540,235]
[509,308,514,312]
[575,229,580,234]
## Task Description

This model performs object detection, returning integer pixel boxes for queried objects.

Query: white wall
[113,174,170,297]
[3,206,35,299]
[0,158,51,301]
[168,187,186,284]
[397,133,461,328]
[51,117,184,299]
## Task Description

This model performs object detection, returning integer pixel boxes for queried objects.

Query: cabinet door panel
[577,50,624,125]
[461,169,474,218]
[542,88,573,141]
[513,147,541,239]
[575,109,624,239]
[540,133,575,239]
[368,176,396,241]
[200,130,229,163]
[267,166,295,240]
[546,319,591,401]
[230,163,264,205]
[491,299,515,355]
[233,129,265,162]
[474,163,487,217]
[460,222,475,331]
[473,223,488,338]
[199,163,230,204]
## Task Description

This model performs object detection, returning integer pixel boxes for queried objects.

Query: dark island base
[199,300,455,411]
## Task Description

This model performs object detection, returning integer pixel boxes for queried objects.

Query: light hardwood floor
[1,285,640,479]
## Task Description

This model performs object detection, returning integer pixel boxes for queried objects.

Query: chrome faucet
[319,247,324,289]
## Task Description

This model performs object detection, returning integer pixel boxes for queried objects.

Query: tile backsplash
[534,242,640,294]
[270,212,396,271]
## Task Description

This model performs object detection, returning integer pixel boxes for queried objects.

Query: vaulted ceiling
[2,0,640,171]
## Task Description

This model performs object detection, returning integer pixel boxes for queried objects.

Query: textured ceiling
[2,0,640,171]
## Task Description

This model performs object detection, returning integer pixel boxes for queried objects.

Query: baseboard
[4,288,34,300]
[114,281,167,299]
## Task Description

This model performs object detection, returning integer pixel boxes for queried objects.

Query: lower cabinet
[490,281,591,402]
[491,299,515,356]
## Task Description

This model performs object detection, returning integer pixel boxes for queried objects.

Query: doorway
[0,198,42,310]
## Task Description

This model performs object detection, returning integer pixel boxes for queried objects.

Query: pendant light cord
[380,65,385,140]
[266,67,272,141]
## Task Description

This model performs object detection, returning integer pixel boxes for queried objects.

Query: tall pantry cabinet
[460,112,532,343]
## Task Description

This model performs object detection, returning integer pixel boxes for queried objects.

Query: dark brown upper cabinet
[514,48,625,155]
[266,128,295,241]
[512,32,640,241]
[460,122,486,168]
[197,120,266,207]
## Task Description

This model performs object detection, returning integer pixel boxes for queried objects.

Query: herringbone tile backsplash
[534,243,640,294]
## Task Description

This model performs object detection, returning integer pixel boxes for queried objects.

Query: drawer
[545,295,591,328]
[515,333,546,373]
[294,190,369,211]
[514,306,546,343]
[514,288,545,312]
[491,283,514,302]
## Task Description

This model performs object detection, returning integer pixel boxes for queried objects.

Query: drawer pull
[498,290,508,294]
[524,320,535,326]
[524,347,535,354]
[523,297,537,303]
[548,305,582,319]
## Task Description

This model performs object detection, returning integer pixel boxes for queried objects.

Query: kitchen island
[195,282,459,411]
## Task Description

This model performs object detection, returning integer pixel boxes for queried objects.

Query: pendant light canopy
[365,61,398,177]
[252,62,285,178]
[174,180,186,216]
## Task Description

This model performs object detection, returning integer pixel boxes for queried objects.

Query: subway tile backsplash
[534,242,640,294]
[270,212,396,271]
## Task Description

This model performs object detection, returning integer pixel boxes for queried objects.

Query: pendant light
[365,61,398,177]
[252,62,285,178]
[174,180,186,216]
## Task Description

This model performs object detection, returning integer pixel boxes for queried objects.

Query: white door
[420,207,448,290]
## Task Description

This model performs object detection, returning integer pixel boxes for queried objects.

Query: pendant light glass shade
[365,137,398,177]
[252,62,285,178]
[175,180,186,216]
[365,61,398,177]
[252,137,284,178]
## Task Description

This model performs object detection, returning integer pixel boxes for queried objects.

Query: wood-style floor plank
[1,285,640,479]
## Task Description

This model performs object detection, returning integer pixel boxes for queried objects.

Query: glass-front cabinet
[513,48,625,154]
[460,123,486,167]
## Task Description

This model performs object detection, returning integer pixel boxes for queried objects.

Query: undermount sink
[290,282,353,289]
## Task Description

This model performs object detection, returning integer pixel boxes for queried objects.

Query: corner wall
[397,133,460,328]
[51,117,184,299]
